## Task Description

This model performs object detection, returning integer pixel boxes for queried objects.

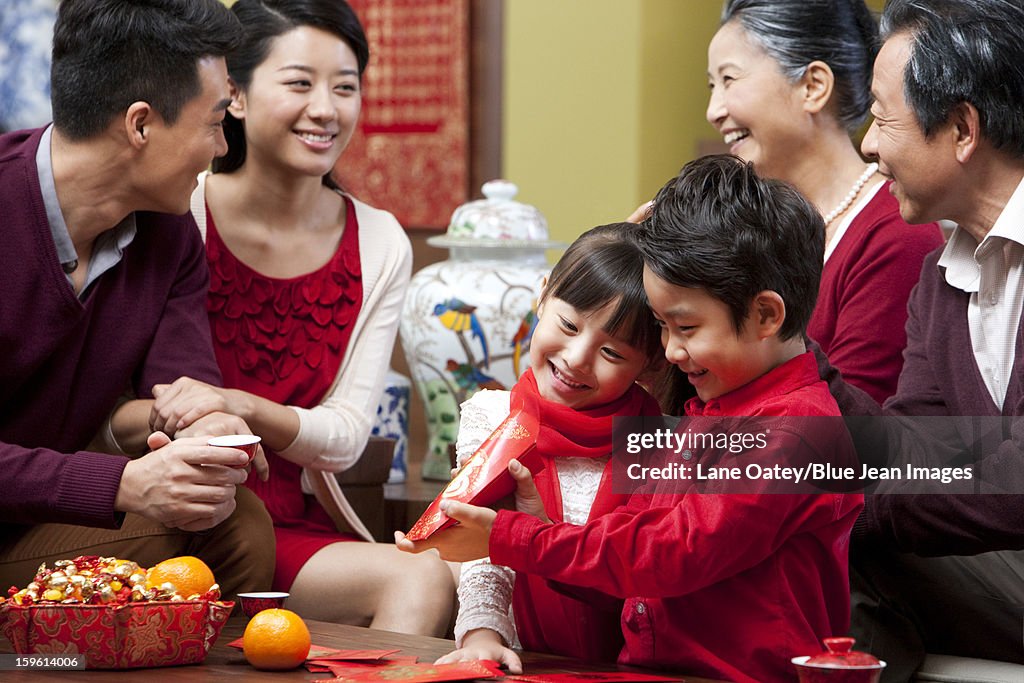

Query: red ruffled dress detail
[205,197,363,591]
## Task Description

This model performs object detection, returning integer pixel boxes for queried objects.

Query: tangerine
[146,556,215,598]
[243,608,311,670]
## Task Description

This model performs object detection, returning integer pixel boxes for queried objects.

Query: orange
[243,608,311,670]
[146,556,215,598]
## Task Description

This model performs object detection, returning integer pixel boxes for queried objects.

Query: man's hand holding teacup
[115,432,251,531]
[174,412,269,482]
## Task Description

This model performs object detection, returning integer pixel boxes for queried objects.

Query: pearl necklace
[822,162,879,226]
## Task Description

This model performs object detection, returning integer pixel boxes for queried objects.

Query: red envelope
[508,674,683,683]
[324,660,504,683]
[227,638,399,663]
[306,646,401,660]
[406,405,543,540]
[310,661,377,675]
[316,657,420,678]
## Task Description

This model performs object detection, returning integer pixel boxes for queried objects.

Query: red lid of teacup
[804,637,882,668]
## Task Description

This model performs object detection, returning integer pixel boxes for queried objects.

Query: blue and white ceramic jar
[371,369,411,483]
[399,181,564,479]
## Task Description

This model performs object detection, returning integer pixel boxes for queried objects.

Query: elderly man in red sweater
[809,0,1024,679]
[0,0,274,598]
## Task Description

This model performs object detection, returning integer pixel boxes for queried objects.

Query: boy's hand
[435,629,522,674]
[394,500,495,562]
[394,459,548,560]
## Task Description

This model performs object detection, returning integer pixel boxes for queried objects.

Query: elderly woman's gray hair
[721,0,878,133]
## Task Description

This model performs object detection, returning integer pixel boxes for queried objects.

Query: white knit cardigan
[190,171,412,541]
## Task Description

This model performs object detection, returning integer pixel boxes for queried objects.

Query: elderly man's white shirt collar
[938,176,1024,291]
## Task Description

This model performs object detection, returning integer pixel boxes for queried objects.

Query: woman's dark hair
[721,0,879,133]
[881,0,1024,158]
[212,0,370,188]
[51,0,242,140]
[639,154,824,342]
[542,223,664,366]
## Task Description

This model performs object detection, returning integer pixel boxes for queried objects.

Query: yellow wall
[503,0,722,246]
[502,0,886,246]
[637,1,724,203]
[222,0,885,248]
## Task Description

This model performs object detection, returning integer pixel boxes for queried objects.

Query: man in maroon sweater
[0,0,274,598]
[813,0,1024,679]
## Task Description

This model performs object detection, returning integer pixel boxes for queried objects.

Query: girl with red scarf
[439,223,667,672]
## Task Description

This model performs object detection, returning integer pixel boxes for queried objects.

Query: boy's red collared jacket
[489,352,864,683]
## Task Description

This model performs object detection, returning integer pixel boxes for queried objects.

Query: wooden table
[0,617,722,682]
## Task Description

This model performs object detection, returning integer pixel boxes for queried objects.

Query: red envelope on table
[406,405,544,541]
[306,646,401,660]
[313,657,420,677]
[309,656,420,675]
[325,660,503,682]
[508,674,683,683]
[227,638,398,662]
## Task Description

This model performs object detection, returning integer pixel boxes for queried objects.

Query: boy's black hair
[213,0,370,190]
[639,154,824,341]
[52,0,242,140]
[542,223,663,364]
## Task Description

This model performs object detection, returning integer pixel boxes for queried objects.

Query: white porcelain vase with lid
[400,180,564,479]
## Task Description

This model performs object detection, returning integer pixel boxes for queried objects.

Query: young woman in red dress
[145,0,454,634]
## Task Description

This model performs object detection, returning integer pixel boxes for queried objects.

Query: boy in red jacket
[399,155,863,683]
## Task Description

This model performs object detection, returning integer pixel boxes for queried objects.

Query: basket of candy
[0,555,232,669]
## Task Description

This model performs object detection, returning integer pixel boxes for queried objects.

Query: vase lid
[427,179,566,249]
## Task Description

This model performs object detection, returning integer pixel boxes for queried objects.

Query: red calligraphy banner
[338,0,469,229]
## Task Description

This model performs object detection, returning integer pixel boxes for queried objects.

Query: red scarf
[507,368,661,661]
[510,368,661,523]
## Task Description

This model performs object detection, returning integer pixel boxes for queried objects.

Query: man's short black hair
[51,0,242,140]
[638,154,824,341]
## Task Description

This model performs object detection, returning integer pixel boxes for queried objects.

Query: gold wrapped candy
[2,555,220,606]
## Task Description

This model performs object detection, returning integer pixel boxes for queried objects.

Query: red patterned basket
[0,600,233,669]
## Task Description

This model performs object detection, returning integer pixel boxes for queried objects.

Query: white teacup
[208,434,261,467]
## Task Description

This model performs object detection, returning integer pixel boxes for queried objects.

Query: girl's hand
[509,459,551,523]
[435,629,522,674]
[151,377,237,434]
